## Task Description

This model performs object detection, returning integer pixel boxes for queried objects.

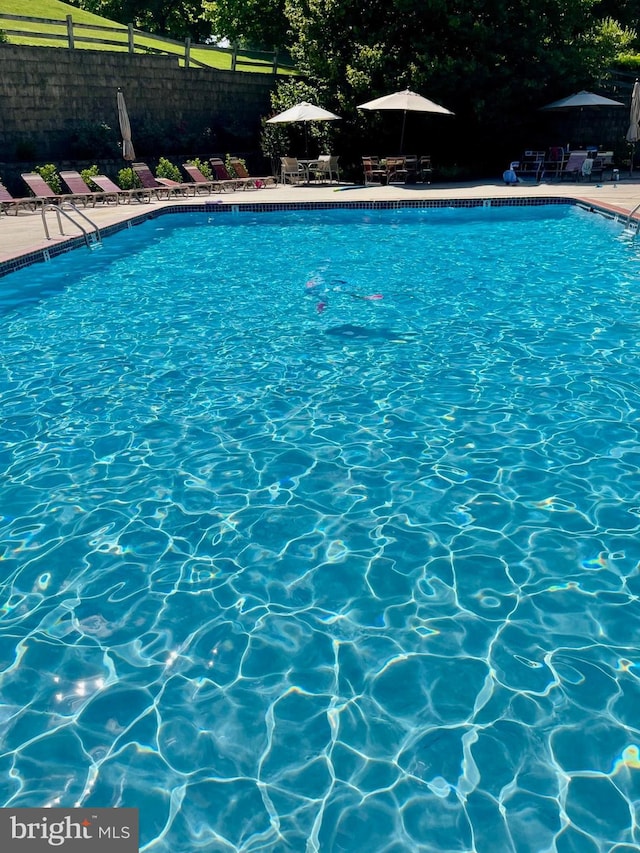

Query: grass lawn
[0,0,296,73]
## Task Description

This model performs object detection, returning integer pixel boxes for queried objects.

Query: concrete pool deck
[2,176,640,269]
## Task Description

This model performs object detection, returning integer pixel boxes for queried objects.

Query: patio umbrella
[626,80,640,176]
[540,90,624,148]
[117,88,135,161]
[266,101,341,156]
[357,88,454,153]
[540,90,625,110]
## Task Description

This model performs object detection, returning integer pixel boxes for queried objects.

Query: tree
[279,0,636,170]
[202,0,289,49]
[67,1,214,42]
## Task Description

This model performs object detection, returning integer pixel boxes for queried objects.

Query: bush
[0,29,7,43]
[35,164,62,194]
[186,157,213,179]
[117,168,141,190]
[155,157,181,182]
[80,165,101,190]
[68,121,119,159]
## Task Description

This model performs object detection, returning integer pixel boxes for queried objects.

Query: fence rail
[0,12,294,74]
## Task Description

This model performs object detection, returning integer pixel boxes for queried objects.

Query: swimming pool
[1,203,640,852]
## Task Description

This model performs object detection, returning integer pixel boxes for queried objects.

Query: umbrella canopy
[540,90,625,110]
[266,101,341,124]
[266,101,341,156]
[117,88,135,161]
[357,88,454,152]
[626,80,640,175]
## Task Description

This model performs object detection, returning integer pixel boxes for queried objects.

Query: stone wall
[0,44,280,188]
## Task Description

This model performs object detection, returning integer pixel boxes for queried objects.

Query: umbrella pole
[399,110,407,154]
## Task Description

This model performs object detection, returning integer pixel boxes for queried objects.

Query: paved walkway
[2,176,640,267]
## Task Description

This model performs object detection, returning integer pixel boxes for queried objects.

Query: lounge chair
[182,164,221,194]
[312,155,340,184]
[559,152,588,181]
[209,158,245,190]
[280,157,304,185]
[131,162,188,199]
[59,170,120,206]
[228,158,276,188]
[91,174,152,204]
[362,156,386,185]
[21,172,66,204]
[0,180,42,215]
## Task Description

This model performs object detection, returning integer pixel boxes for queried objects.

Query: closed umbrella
[357,88,454,153]
[626,80,640,176]
[266,101,341,156]
[117,88,135,161]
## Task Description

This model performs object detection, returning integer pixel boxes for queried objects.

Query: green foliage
[69,0,214,42]
[35,164,62,194]
[0,28,7,43]
[202,0,288,49]
[185,157,213,179]
[279,0,638,167]
[80,165,101,190]
[155,157,181,181]
[117,167,141,189]
[68,120,120,159]
[224,154,246,177]
[614,52,640,71]
[260,79,338,163]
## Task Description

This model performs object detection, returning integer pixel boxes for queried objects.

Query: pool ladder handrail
[41,200,102,248]
[624,202,640,234]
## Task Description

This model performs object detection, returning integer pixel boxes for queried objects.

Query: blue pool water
[2,204,640,852]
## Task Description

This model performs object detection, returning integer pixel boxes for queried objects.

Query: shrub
[118,168,141,190]
[155,157,181,182]
[224,154,247,178]
[186,157,213,179]
[0,29,7,43]
[80,165,101,190]
[35,164,62,194]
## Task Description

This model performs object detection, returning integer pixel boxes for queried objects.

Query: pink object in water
[316,301,328,313]
[364,294,383,300]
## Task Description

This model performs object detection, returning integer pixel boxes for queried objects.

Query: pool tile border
[0,195,628,279]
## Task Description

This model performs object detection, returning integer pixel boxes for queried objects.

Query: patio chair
[419,155,433,183]
[386,156,408,184]
[182,164,222,194]
[280,157,304,185]
[132,162,187,199]
[209,158,245,190]
[21,172,66,204]
[59,170,120,206]
[90,175,152,204]
[581,156,606,182]
[312,155,340,184]
[559,152,588,181]
[542,146,567,180]
[228,158,276,189]
[362,156,386,185]
[513,151,545,182]
[0,179,42,215]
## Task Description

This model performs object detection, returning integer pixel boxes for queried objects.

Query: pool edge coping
[0,195,630,279]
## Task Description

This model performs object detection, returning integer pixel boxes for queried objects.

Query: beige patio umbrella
[626,80,640,176]
[357,88,454,153]
[117,88,135,161]
[266,101,341,156]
